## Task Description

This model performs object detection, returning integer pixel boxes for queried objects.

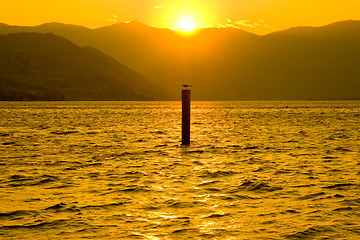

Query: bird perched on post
[182,84,192,89]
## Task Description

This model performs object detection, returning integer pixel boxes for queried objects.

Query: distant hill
[1,21,360,100]
[0,32,165,100]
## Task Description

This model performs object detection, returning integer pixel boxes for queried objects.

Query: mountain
[1,21,360,100]
[0,32,165,100]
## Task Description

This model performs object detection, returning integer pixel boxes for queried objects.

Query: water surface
[0,101,360,239]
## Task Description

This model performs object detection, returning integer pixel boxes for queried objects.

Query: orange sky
[1,0,360,35]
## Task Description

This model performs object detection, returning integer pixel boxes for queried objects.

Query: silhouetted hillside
[0,32,165,100]
[1,21,360,100]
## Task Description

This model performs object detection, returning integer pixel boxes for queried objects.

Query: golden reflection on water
[0,101,360,239]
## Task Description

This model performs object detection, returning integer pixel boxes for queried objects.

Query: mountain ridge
[1,20,360,100]
[1,20,358,36]
[0,32,165,100]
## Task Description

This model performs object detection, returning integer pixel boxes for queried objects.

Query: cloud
[236,20,259,28]
[217,19,269,30]
[104,13,119,22]
[154,5,165,9]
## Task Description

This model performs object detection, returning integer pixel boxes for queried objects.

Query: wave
[197,180,220,186]
[172,228,199,234]
[164,199,206,209]
[228,179,283,192]
[118,185,151,193]
[8,174,33,181]
[333,207,353,211]
[202,213,231,218]
[284,225,335,239]
[334,146,352,152]
[243,145,260,150]
[186,150,205,154]
[198,170,237,178]
[79,202,127,210]
[232,194,258,200]
[43,201,128,213]
[340,198,360,206]
[297,192,326,200]
[0,210,39,218]
[32,174,59,186]
[45,202,67,210]
[120,171,148,179]
[110,149,168,157]
[2,219,69,229]
[50,130,79,135]
[7,174,59,187]
[323,183,356,189]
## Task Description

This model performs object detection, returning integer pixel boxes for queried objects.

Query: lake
[0,101,359,239]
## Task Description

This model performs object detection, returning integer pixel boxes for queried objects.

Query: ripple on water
[284,225,337,239]
[198,170,237,178]
[2,219,70,229]
[0,210,39,219]
[1,101,360,239]
[227,179,283,193]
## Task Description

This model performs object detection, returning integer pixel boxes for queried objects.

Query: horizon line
[1,19,359,36]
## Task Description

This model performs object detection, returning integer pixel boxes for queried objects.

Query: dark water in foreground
[0,101,360,239]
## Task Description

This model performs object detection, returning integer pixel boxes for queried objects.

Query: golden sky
[1,0,360,34]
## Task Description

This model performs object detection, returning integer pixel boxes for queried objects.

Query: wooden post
[182,86,191,145]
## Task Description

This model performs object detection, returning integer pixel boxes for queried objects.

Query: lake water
[0,101,360,239]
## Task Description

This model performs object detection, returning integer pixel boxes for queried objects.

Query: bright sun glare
[178,17,196,31]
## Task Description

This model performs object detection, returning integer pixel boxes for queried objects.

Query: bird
[182,84,192,89]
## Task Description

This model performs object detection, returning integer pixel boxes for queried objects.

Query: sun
[177,17,196,32]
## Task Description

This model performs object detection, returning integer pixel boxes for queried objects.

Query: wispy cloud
[104,13,119,22]
[236,20,260,28]
[218,19,268,30]
[154,5,165,9]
